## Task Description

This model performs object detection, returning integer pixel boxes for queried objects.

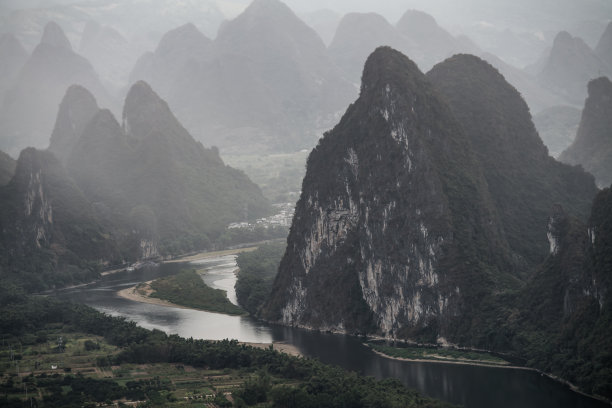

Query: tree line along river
[53,254,609,408]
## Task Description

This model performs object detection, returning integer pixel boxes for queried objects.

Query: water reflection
[53,256,608,408]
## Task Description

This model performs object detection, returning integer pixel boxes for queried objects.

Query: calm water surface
[54,255,609,408]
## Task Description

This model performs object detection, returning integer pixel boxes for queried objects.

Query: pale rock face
[547,226,559,255]
[139,239,159,259]
[24,169,53,248]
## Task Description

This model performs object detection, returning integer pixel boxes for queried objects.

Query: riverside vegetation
[367,343,511,366]
[0,289,455,408]
[235,242,286,315]
[146,269,245,315]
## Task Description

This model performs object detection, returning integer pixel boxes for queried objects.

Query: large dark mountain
[262,47,518,340]
[50,81,271,256]
[0,148,121,290]
[263,48,597,344]
[427,54,597,267]
[0,21,112,156]
[559,76,612,188]
[536,31,611,105]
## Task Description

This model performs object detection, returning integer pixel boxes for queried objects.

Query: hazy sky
[224,0,612,30]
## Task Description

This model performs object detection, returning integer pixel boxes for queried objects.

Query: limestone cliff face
[262,47,515,340]
[1,148,120,270]
[17,149,54,249]
[539,205,597,316]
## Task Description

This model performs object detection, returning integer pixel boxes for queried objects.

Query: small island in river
[118,269,246,316]
[367,342,518,368]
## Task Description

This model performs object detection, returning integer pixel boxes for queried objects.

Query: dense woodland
[235,242,286,315]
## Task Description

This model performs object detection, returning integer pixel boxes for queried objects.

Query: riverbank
[369,345,611,405]
[118,281,196,310]
[368,346,530,369]
[100,246,260,278]
[241,342,302,357]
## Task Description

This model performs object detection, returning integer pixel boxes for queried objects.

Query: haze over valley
[0,1,611,407]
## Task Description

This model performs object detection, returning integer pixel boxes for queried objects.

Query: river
[54,255,609,408]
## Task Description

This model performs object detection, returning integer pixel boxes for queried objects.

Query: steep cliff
[0,148,120,290]
[262,47,517,341]
[559,76,612,188]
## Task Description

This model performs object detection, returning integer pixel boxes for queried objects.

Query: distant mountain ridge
[535,30,611,105]
[0,21,113,156]
[52,81,271,256]
[129,0,356,154]
[560,76,612,188]
[0,80,270,291]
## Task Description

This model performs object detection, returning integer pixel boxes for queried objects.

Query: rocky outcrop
[559,76,612,188]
